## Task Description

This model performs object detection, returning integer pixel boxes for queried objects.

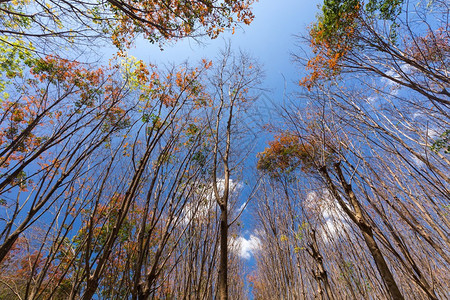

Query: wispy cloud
[237,202,247,214]
[232,235,261,260]
[182,178,243,225]
[306,190,350,243]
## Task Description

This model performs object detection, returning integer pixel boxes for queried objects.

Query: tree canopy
[1,0,449,299]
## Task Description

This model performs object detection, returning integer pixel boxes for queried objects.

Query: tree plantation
[0,0,448,299]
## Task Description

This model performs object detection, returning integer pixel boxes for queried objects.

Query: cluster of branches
[0,47,262,299]
[0,0,254,47]
[253,0,449,299]
[0,0,262,298]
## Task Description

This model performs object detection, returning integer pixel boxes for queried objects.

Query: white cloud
[367,96,378,103]
[384,64,414,82]
[237,202,247,214]
[385,69,398,80]
[232,235,261,260]
[382,63,416,95]
[209,178,243,200]
[427,128,440,139]
[182,178,243,225]
[411,154,425,168]
[305,190,350,243]
[321,202,348,240]
[413,111,424,119]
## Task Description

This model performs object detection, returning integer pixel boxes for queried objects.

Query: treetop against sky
[1,0,449,299]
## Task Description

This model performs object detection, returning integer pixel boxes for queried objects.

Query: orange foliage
[147,60,212,108]
[31,55,107,106]
[407,28,449,64]
[300,2,361,90]
[257,132,316,177]
[0,236,69,298]
[107,0,256,49]
[257,130,339,177]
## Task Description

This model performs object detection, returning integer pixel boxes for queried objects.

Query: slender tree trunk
[218,205,228,300]
[319,164,404,300]
[82,278,99,300]
[308,229,335,300]
[358,223,404,300]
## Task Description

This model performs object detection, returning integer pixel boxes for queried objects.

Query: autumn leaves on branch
[254,1,449,299]
[1,0,449,299]
[1,1,260,299]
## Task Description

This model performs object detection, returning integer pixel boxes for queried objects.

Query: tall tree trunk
[218,205,228,300]
[319,163,404,300]
[307,229,335,300]
[82,278,99,300]
[359,223,404,300]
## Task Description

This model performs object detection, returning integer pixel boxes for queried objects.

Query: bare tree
[207,46,263,300]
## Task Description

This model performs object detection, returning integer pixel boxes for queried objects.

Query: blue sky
[128,0,321,259]
[129,0,322,295]
[128,0,321,96]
